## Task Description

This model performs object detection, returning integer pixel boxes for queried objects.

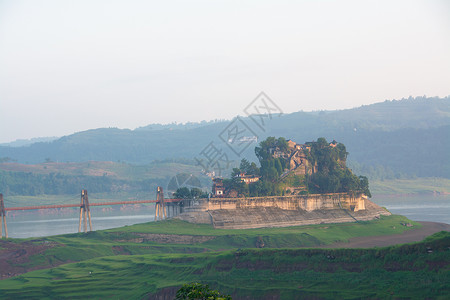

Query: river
[371,194,450,224]
[4,206,157,239]
[2,195,449,239]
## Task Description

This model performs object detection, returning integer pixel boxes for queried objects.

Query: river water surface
[371,194,450,224]
[3,195,449,239]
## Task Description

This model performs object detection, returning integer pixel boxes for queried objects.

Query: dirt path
[320,221,450,248]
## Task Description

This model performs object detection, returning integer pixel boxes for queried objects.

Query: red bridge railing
[4,199,181,211]
[0,187,182,239]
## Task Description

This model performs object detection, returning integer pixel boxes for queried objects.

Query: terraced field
[1,215,448,299]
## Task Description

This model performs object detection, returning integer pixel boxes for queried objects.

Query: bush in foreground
[176,283,232,300]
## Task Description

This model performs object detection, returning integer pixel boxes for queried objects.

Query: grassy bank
[0,216,422,291]
[1,231,448,299]
[38,215,421,262]
[371,177,450,195]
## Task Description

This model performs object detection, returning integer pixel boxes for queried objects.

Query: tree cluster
[221,137,371,197]
[306,138,370,196]
[173,187,207,199]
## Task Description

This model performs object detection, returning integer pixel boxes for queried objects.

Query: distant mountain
[135,119,226,131]
[0,137,59,148]
[0,96,449,179]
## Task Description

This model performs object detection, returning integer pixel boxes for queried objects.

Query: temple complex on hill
[176,137,382,229]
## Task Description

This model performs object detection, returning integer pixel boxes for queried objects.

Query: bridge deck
[4,199,181,211]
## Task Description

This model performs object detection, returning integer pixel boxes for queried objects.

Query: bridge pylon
[78,190,93,233]
[0,194,8,239]
[155,186,167,221]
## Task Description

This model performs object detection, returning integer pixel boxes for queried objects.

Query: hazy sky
[0,0,449,143]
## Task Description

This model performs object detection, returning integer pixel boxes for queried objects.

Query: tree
[306,138,371,196]
[223,173,247,197]
[249,162,259,175]
[175,283,231,300]
[255,137,289,163]
[358,176,371,197]
[274,158,283,175]
[316,137,328,148]
[239,159,251,174]
[336,143,348,162]
[174,187,191,199]
[190,187,204,199]
[231,168,241,178]
[276,137,288,152]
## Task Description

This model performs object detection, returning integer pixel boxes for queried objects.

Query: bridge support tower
[0,194,7,239]
[155,186,167,221]
[78,190,93,233]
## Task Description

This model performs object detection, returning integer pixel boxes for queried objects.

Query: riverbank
[370,177,450,195]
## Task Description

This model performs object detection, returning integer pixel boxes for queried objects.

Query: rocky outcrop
[176,194,390,229]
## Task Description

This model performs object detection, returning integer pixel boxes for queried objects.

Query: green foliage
[255,136,288,162]
[0,170,125,195]
[109,215,421,245]
[306,138,371,196]
[174,187,192,199]
[232,137,291,196]
[235,137,370,197]
[247,180,283,197]
[190,187,205,198]
[0,161,207,196]
[176,283,231,300]
[282,174,305,188]
[0,229,447,299]
[237,159,259,176]
[222,176,247,197]
[174,187,208,199]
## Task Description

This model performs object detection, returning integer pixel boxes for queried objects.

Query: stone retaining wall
[176,193,389,229]
[205,193,365,212]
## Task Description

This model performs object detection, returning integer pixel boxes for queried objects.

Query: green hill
[0,96,449,179]
[0,161,210,197]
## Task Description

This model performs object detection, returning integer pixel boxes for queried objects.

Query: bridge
[0,187,185,239]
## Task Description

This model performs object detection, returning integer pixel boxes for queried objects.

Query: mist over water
[3,195,449,238]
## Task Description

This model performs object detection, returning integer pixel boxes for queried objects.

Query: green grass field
[39,215,421,258]
[2,215,445,299]
[1,230,448,299]
[6,215,421,273]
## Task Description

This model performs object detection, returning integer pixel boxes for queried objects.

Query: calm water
[4,206,157,239]
[371,194,450,224]
[2,195,449,238]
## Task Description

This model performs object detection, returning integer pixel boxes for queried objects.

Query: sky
[0,0,449,143]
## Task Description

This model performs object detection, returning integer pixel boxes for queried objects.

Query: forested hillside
[1,96,449,179]
[0,161,206,196]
